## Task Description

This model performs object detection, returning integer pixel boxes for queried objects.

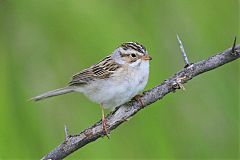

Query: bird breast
[77,61,149,109]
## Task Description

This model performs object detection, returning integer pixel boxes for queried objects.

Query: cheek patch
[130,58,137,63]
[122,56,131,63]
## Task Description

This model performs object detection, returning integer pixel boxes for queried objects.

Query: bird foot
[133,94,144,106]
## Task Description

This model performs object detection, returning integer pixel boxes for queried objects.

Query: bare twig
[177,34,190,67]
[42,42,240,160]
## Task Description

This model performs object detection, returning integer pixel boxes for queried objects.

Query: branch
[42,41,240,160]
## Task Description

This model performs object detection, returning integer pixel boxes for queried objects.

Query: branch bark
[42,43,240,160]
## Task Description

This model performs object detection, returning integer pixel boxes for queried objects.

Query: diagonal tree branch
[42,42,240,160]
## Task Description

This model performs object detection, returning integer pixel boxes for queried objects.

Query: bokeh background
[0,0,239,159]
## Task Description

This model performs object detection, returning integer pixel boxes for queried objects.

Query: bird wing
[68,55,121,86]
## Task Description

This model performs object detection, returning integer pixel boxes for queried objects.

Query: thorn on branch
[231,36,237,54]
[177,34,190,67]
[64,124,70,140]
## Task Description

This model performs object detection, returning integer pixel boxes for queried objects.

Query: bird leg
[100,104,110,138]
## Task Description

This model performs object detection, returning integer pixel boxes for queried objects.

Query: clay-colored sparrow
[31,42,152,135]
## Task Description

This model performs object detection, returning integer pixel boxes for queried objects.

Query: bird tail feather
[30,87,74,101]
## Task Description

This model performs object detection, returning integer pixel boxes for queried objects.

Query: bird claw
[133,94,144,106]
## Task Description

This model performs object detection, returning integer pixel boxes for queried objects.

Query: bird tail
[30,87,74,101]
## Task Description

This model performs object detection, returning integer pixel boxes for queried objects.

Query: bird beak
[142,55,152,61]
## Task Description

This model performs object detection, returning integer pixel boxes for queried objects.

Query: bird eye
[130,53,136,58]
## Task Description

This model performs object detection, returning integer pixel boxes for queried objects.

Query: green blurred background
[0,0,239,159]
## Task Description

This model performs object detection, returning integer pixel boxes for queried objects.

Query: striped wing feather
[68,55,120,86]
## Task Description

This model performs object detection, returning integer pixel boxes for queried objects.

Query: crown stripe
[121,42,147,54]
